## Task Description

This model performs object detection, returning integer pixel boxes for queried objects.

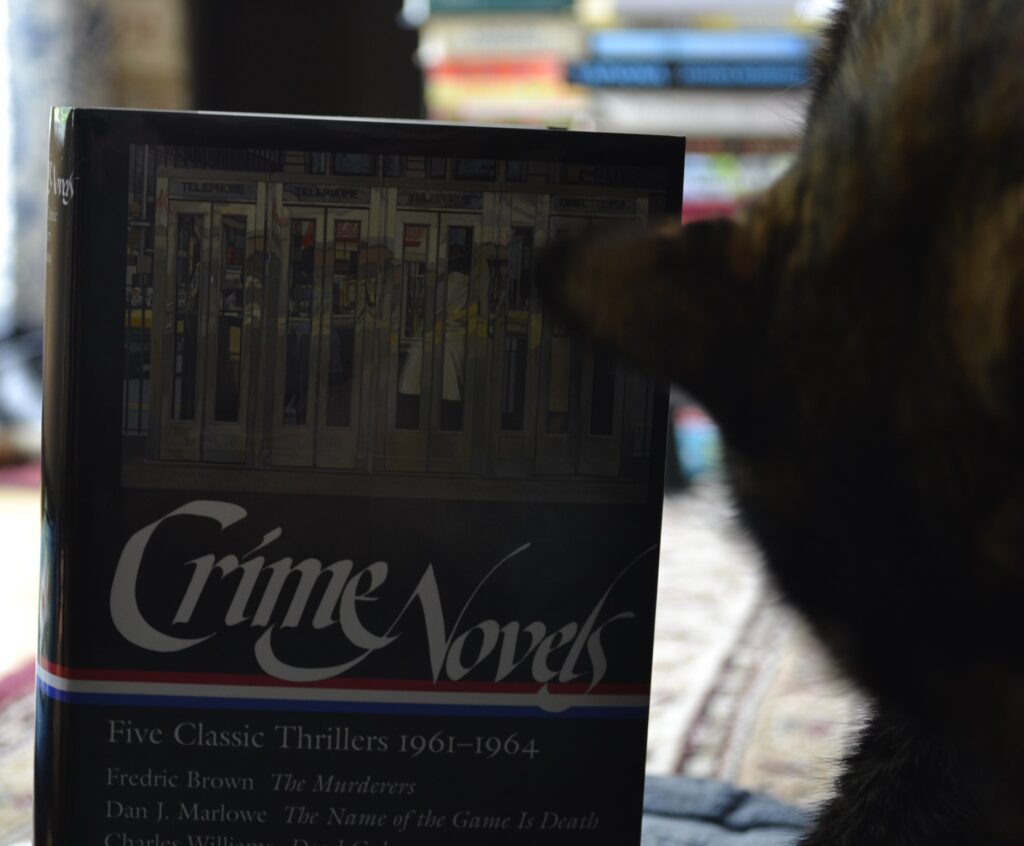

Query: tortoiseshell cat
[539,1,1024,843]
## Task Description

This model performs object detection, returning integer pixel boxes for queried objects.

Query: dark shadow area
[186,0,423,119]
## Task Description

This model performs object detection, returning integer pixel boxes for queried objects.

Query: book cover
[39,108,684,844]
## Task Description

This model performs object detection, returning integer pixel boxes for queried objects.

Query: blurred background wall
[186,0,420,117]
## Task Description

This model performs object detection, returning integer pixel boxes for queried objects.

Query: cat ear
[536,214,771,415]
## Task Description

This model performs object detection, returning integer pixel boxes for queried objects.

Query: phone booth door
[315,208,371,468]
[202,203,259,463]
[488,200,543,478]
[427,213,482,474]
[535,215,584,476]
[158,202,209,462]
[384,212,481,474]
[270,205,371,468]
[156,191,261,464]
[384,212,438,473]
[536,214,625,477]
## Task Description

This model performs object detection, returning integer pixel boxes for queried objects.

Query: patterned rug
[647,484,865,810]
[0,679,32,846]
[0,469,40,845]
[0,473,864,842]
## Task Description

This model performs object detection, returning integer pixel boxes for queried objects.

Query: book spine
[430,0,573,13]
[36,105,79,846]
[418,17,586,61]
[610,0,799,17]
[592,89,806,137]
[587,29,813,62]
[567,59,809,89]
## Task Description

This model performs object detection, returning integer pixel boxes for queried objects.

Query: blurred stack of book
[414,0,589,125]
[408,0,833,218]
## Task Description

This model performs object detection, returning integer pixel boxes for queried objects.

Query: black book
[39,107,684,845]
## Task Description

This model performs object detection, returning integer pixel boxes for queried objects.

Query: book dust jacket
[38,108,684,845]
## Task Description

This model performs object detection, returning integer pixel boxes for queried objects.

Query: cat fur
[538,1,1024,842]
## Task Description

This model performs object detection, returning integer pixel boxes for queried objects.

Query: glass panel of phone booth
[578,340,624,476]
[201,203,258,464]
[428,215,482,474]
[385,213,438,473]
[271,214,324,466]
[171,212,204,423]
[315,208,370,469]
[158,203,210,461]
[214,216,246,422]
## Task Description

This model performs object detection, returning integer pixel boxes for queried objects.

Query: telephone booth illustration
[150,177,266,464]
[127,148,665,496]
[267,180,380,469]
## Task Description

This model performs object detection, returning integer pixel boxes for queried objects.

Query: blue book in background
[589,29,816,62]
[568,60,809,89]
